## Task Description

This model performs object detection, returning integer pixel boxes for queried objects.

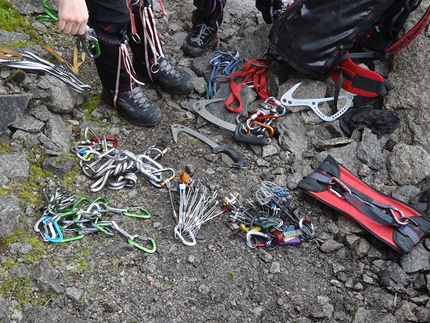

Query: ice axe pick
[171,124,247,169]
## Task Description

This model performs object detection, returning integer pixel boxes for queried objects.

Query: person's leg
[128,0,193,95]
[182,0,227,57]
[85,0,162,127]
[255,0,287,24]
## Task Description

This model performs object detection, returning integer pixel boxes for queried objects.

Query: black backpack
[269,0,430,98]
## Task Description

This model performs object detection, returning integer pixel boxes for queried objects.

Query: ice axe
[171,124,247,169]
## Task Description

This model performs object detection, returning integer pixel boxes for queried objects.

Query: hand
[56,0,89,36]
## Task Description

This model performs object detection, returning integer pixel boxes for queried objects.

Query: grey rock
[44,113,72,152]
[40,75,84,114]
[30,259,65,294]
[30,105,52,122]
[416,307,430,323]
[11,129,40,149]
[400,243,430,273]
[395,302,418,323]
[0,195,20,239]
[278,112,309,159]
[387,144,430,185]
[0,30,30,44]
[42,157,75,176]
[0,294,10,323]
[356,128,390,170]
[65,287,84,302]
[9,0,42,14]
[320,239,344,253]
[0,94,31,133]
[9,114,45,133]
[352,238,371,259]
[353,307,396,323]
[0,152,30,181]
[391,185,421,204]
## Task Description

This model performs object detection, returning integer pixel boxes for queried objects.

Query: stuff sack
[269,0,430,98]
[297,155,430,253]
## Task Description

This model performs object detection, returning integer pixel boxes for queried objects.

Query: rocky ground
[1,0,430,322]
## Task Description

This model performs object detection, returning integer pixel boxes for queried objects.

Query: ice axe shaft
[171,124,247,169]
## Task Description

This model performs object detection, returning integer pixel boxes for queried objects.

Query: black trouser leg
[255,0,285,24]
[192,0,227,30]
[85,0,132,92]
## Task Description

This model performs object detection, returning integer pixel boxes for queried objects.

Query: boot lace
[190,24,215,46]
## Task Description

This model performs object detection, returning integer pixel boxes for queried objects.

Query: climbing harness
[129,0,165,82]
[298,155,430,253]
[206,50,240,99]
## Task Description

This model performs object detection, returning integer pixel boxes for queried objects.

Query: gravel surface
[1,1,430,322]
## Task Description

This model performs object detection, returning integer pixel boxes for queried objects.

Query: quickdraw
[171,172,224,246]
[206,50,241,99]
[223,181,316,249]
[0,48,91,93]
[34,187,156,253]
[71,127,172,192]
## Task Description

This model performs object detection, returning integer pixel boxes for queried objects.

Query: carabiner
[123,207,151,219]
[128,235,157,253]
[248,120,275,137]
[76,26,101,59]
[245,231,273,249]
[43,216,63,243]
[299,218,316,240]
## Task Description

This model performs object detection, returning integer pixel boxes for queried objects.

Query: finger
[56,21,66,33]
[77,24,87,36]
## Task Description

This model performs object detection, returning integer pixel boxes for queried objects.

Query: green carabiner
[37,0,59,23]
[128,235,157,254]
[61,233,85,243]
[123,207,152,219]
[93,219,115,236]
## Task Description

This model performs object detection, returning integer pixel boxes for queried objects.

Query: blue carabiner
[43,216,64,243]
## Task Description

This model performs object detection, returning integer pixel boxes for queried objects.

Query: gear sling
[298,156,430,253]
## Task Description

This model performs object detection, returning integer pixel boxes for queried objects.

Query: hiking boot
[133,57,193,95]
[182,23,217,58]
[102,85,162,127]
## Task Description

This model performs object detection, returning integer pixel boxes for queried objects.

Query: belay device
[298,155,430,253]
[269,0,430,99]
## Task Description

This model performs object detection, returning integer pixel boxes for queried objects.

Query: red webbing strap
[225,58,272,113]
[330,58,392,97]
[385,5,430,56]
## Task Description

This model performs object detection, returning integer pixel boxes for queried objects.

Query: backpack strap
[385,5,430,56]
[225,58,272,113]
[330,55,395,98]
